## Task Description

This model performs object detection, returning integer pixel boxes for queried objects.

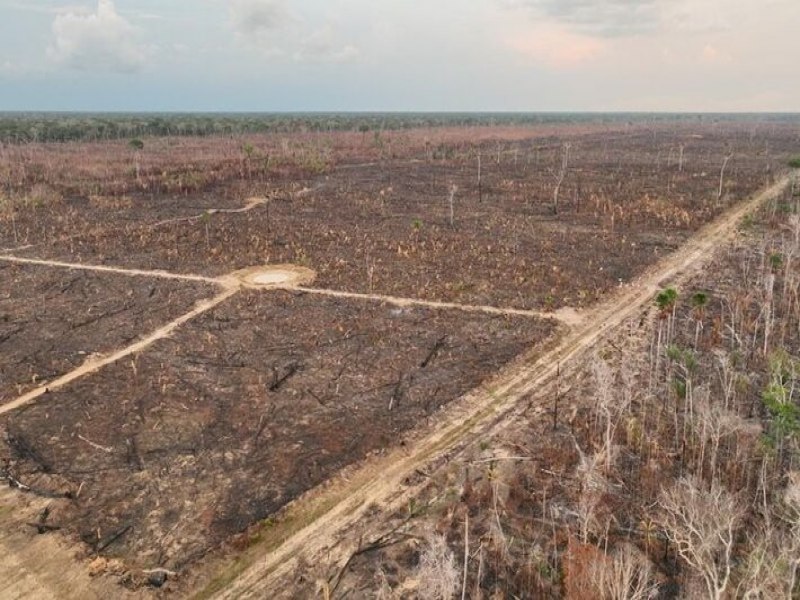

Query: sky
[0,0,798,112]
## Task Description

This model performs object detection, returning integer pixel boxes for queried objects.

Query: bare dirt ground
[0,486,139,600]
[0,263,216,403]
[0,121,797,598]
[4,126,791,310]
[1,290,555,591]
[193,175,793,600]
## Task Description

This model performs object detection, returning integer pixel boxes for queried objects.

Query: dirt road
[0,487,138,600]
[200,174,794,599]
[290,285,562,321]
[0,255,220,285]
[0,287,238,417]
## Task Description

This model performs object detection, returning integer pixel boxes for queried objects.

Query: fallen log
[97,523,132,552]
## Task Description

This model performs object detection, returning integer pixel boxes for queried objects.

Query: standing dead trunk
[718,153,733,202]
[448,184,458,228]
[764,272,775,355]
[553,143,571,214]
[477,152,482,203]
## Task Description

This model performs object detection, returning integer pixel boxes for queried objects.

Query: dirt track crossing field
[0,222,561,594]
[1,121,798,598]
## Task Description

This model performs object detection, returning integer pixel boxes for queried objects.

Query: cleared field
[0,263,215,403]
[0,290,554,584]
[4,125,795,310]
[0,119,797,595]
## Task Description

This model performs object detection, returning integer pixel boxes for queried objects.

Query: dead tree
[763,270,776,355]
[718,152,733,203]
[448,183,458,228]
[552,142,571,214]
[477,152,482,203]
[589,543,658,600]
[592,356,627,473]
[657,477,742,600]
[574,442,611,544]
[692,386,746,483]
[739,526,800,599]
[417,533,459,600]
[741,468,800,593]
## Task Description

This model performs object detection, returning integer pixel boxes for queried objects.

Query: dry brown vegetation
[2,122,793,310]
[0,264,214,402]
[0,117,799,596]
[326,180,800,599]
[2,291,553,584]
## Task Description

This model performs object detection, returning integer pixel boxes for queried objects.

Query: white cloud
[503,0,660,37]
[504,0,737,38]
[228,0,359,64]
[47,0,148,73]
[292,26,359,63]
[0,59,16,74]
[229,0,289,37]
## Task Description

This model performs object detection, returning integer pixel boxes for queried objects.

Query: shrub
[27,184,63,207]
[788,156,800,169]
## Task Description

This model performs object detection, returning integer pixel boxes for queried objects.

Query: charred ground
[0,117,798,596]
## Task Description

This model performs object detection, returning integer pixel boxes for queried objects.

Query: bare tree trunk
[134,150,142,184]
[448,184,458,228]
[553,143,571,214]
[764,272,775,355]
[477,152,482,203]
[718,153,733,202]
[461,514,469,600]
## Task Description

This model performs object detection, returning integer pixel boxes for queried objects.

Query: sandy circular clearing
[232,264,316,288]
[250,270,297,285]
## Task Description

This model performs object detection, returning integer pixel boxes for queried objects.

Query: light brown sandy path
[289,286,567,322]
[0,255,220,285]
[1,249,562,322]
[200,174,794,600]
[150,196,269,228]
[0,195,271,256]
[0,244,34,253]
[0,487,140,600]
[0,255,560,323]
[0,286,238,417]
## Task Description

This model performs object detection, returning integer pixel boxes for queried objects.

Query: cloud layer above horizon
[0,0,798,111]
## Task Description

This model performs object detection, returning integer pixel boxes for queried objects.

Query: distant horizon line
[1,110,799,116]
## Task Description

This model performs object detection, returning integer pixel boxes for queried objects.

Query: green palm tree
[652,288,679,389]
[655,287,678,319]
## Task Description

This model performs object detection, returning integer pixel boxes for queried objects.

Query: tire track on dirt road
[200,174,794,600]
